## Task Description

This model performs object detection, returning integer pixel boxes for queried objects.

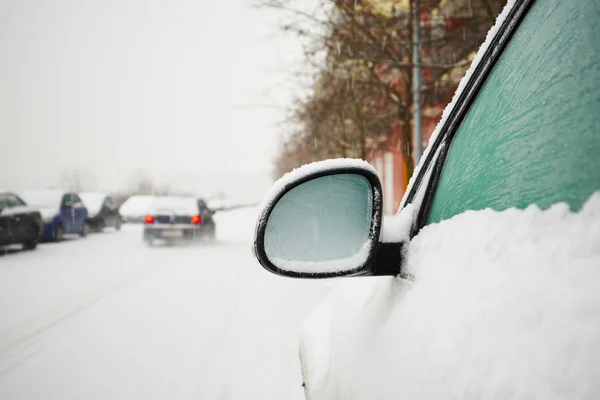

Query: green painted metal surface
[427,0,600,225]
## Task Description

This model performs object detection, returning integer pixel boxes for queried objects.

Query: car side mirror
[253,159,403,278]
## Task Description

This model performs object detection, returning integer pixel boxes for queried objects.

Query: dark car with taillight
[80,192,121,232]
[142,196,216,246]
[0,191,43,250]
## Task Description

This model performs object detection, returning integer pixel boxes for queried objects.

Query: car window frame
[70,193,83,206]
[61,193,71,208]
[5,193,26,208]
[402,0,535,238]
[103,196,115,209]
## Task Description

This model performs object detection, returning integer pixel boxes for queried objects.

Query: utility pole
[412,0,423,165]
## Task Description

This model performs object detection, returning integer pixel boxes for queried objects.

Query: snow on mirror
[264,174,373,274]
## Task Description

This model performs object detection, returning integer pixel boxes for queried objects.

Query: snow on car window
[377,192,600,399]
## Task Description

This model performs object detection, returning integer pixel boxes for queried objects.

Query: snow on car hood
[303,193,600,400]
[80,193,106,217]
[0,205,38,216]
[38,207,59,220]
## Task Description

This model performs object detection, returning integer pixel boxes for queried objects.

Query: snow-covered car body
[253,0,600,398]
[118,195,156,223]
[143,196,216,245]
[0,192,43,249]
[80,192,121,232]
[20,190,89,241]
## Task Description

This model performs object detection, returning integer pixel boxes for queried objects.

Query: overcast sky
[0,0,305,201]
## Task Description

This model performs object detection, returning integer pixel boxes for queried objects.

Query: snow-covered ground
[0,207,334,399]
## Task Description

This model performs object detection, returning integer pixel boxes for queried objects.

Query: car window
[0,195,7,210]
[426,0,600,226]
[5,194,26,207]
[61,193,71,207]
[104,197,115,209]
[72,194,82,204]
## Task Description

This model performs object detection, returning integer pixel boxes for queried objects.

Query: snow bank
[306,193,600,399]
[213,206,260,243]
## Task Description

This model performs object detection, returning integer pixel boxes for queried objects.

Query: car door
[103,196,117,226]
[60,193,75,233]
[71,193,86,232]
[0,195,10,241]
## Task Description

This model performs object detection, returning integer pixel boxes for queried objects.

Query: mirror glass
[264,173,373,274]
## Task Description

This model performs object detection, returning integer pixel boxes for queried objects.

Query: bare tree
[58,170,87,192]
[258,0,505,180]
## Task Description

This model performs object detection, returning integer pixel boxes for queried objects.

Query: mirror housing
[254,159,402,278]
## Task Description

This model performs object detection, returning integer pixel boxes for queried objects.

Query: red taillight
[144,215,155,224]
[191,215,202,224]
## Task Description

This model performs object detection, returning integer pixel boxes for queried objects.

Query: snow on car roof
[20,190,65,209]
[118,195,156,217]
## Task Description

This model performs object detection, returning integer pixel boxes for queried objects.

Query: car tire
[54,224,64,242]
[115,219,122,231]
[80,223,90,237]
[96,220,105,233]
[22,225,39,251]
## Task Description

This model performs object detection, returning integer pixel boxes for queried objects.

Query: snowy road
[0,208,334,400]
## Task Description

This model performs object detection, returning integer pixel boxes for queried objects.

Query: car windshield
[20,191,62,209]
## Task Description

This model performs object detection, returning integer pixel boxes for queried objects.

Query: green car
[253,0,600,398]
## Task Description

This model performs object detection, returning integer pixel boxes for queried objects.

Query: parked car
[20,190,89,241]
[80,192,121,232]
[253,0,600,398]
[0,192,43,250]
[143,196,216,246]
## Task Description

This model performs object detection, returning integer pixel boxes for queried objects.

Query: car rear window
[426,0,600,225]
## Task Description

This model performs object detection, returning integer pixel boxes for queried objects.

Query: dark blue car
[20,190,89,241]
